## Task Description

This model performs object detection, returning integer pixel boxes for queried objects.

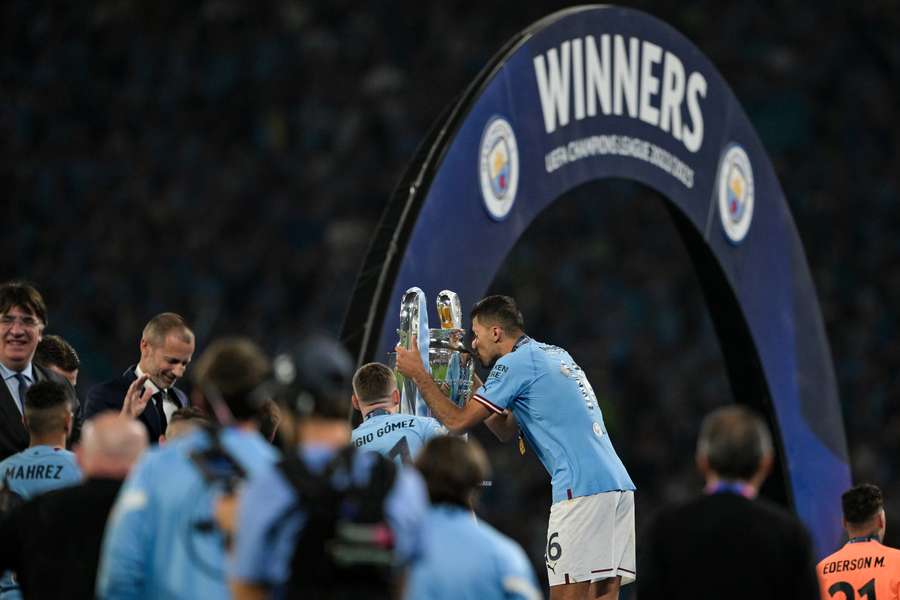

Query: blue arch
[341,6,849,556]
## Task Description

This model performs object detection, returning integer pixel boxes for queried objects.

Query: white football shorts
[544,490,636,587]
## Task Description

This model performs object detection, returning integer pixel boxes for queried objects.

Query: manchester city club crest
[479,116,519,221]
[717,144,754,244]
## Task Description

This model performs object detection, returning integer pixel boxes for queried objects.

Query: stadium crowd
[4,0,900,596]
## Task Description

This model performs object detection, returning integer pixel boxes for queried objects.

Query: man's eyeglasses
[0,314,43,329]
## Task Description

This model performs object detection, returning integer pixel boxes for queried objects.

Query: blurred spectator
[637,405,818,600]
[84,313,194,443]
[350,361,446,465]
[34,334,81,387]
[165,406,212,441]
[228,339,427,600]
[407,435,541,600]
[0,414,147,600]
[96,337,278,599]
[817,483,900,599]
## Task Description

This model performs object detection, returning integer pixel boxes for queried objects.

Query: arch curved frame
[341,5,849,555]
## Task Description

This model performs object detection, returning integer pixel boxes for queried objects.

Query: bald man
[0,414,147,600]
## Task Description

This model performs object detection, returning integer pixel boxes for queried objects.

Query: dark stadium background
[4,0,898,590]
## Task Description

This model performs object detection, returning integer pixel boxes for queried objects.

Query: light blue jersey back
[97,427,278,600]
[352,411,446,466]
[406,505,541,600]
[0,445,82,499]
[472,337,635,503]
[0,446,81,600]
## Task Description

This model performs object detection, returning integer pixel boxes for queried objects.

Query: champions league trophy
[393,287,473,417]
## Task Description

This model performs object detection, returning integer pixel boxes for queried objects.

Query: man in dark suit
[84,312,195,443]
[0,281,77,461]
[636,405,819,600]
[0,412,148,600]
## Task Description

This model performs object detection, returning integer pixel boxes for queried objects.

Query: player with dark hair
[0,380,82,599]
[96,337,278,599]
[408,436,541,599]
[637,405,818,600]
[817,483,900,599]
[34,334,80,387]
[351,362,445,465]
[396,294,635,600]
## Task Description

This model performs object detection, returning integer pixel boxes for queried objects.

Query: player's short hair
[142,312,194,346]
[0,281,47,327]
[697,405,772,481]
[415,436,490,508]
[352,362,396,405]
[170,406,210,425]
[191,337,271,421]
[470,295,524,333]
[34,334,80,372]
[24,380,71,436]
[842,484,884,525]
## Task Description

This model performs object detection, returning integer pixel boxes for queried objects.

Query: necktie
[13,373,29,413]
[155,389,168,435]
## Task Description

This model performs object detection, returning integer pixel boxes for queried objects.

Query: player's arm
[395,337,490,434]
[484,411,518,442]
[472,371,519,442]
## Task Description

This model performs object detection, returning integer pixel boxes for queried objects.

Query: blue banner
[342,6,849,556]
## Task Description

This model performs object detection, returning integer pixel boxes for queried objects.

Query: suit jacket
[84,366,188,442]
[636,492,819,600]
[0,477,123,600]
[0,363,79,461]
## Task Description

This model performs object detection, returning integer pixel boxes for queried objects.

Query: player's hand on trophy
[121,374,154,419]
[395,335,429,380]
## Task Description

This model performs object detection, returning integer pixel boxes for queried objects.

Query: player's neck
[362,402,396,418]
[846,528,882,543]
[29,432,67,449]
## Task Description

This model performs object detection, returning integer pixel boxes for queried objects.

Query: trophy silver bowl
[391,288,473,416]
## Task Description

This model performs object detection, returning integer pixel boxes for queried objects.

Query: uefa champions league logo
[718,144,754,244]
[479,116,519,221]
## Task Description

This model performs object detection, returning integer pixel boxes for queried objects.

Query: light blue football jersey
[406,504,541,600]
[0,445,81,499]
[0,445,81,600]
[472,337,635,503]
[352,410,446,465]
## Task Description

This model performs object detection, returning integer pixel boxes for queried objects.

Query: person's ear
[391,388,400,406]
[351,394,361,412]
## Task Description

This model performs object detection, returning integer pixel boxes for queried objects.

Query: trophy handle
[436,290,463,330]
[396,287,430,415]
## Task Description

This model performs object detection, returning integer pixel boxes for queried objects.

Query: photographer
[96,337,279,599]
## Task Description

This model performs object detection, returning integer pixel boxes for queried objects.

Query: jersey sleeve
[230,464,303,586]
[471,354,528,414]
